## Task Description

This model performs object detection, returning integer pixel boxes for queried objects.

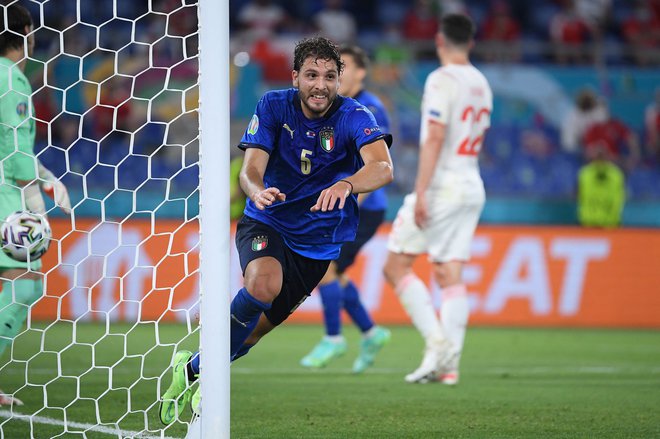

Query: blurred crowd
[227,0,660,66]
[19,0,660,217]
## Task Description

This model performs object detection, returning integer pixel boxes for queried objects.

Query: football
[1,211,52,262]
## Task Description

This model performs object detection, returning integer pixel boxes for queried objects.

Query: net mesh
[1,1,200,437]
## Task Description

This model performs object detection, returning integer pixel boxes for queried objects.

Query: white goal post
[197,0,230,437]
[0,0,229,437]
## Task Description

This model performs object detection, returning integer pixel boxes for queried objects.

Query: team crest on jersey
[319,128,335,152]
[247,114,259,135]
[16,102,28,117]
[251,235,268,251]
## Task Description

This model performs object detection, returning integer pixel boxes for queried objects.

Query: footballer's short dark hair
[0,3,33,55]
[441,13,475,46]
[293,36,343,75]
[339,44,370,71]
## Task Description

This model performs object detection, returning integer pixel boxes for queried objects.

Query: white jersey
[420,63,493,192]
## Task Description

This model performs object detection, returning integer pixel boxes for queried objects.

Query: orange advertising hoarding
[24,219,660,328]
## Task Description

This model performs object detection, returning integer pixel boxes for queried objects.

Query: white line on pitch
[0,410,179,439]
[230,366,660,375]
[5,365,660,377]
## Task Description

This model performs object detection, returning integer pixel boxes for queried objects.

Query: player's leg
[339,209,390,373]
[428,200,483,385]
[231,217,291,358]
[230,257,281,356]
[344,271,391,373]
[160,217,285,424]
[432,262,467,385]
[191,249,329,415]
[300,262,347,368]
[161,255,281,425]
[339,209,382,333]
[384,194,453,383]
[383,251,452,382]
[235,314,276,360]
[0,269,42,406]
[188,314,276,416]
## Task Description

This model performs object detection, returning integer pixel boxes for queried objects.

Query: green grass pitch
[0,322,658,438]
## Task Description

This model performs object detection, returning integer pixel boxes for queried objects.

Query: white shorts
[387,191,484,263]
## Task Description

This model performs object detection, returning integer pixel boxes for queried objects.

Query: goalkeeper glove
[38,161,72,215]
[24,183,46,215]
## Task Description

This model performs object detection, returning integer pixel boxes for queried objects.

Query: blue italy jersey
[354,89,391,212]
[239,88,392,260]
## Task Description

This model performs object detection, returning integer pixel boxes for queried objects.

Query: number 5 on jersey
[301,149,313,174]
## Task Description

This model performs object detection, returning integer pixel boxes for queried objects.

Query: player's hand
[311,180,352,212]
[251,187,285,210]
[38,161,72,215]
[414,193,428,229]
[42,179,72,215]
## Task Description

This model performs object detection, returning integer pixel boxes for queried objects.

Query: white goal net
[0,0,215,437]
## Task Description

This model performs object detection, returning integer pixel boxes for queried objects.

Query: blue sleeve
[350,106,392,150]
[366,102,390,134]
[239,93,279,153]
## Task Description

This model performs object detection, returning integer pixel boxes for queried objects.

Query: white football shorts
[387,189,484,263]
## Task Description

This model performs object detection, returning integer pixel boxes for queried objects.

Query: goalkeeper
[0,3,71,407]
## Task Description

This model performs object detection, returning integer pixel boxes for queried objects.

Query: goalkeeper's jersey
[239,88,392,260]
[0,57,39,270]
[0,56,36,184]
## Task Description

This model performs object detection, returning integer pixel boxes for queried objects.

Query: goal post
[0,0,229,437]
[197,0,230,437]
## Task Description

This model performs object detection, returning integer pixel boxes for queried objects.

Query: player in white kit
[383,13,493,384]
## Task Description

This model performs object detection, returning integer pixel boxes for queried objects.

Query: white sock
[325,335,344,343]
[396,274,445,342]
[363,327,376,339]
[440,284,469,357]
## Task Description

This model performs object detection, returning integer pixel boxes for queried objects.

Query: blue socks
[188,288,271,376]
[320,280,375,336]
[232,343,255,362]
[230,288,271,359]
[319,281,343,336]
[188,352,200,380]
[343,280,374,333]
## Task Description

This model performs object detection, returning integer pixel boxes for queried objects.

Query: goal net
[0,1,222,437]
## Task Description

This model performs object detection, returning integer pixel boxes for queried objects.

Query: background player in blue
[160,37,393,424]
[300,45,392,373]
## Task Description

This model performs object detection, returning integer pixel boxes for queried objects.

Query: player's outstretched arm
[311,138,393,212]
[240,148,285,210]
[38,160,72,215]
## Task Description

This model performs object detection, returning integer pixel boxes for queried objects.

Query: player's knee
[383,257,402,286]
[244,259,283,303]
[244,276,280,303]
